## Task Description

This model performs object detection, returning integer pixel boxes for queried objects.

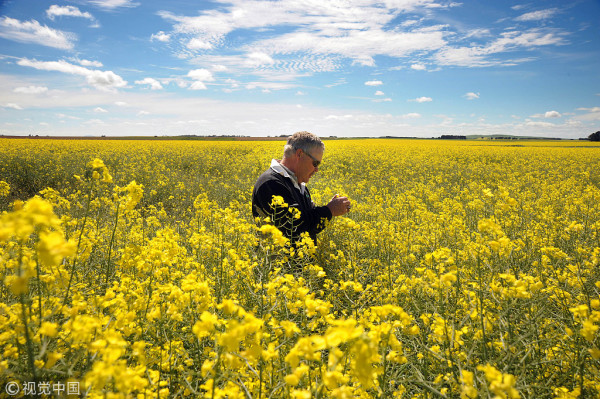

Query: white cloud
[13,86,48,94]
[401,113,421,118]
[182,70,214,90]
[188,38,213,50]
[86,0,139,10]
[4,103,23,110]
[531,110,562,118]
[135,77,163,90]
[187,69,214,82]
[411,63,426,70]
[258,29,445,66]
[352,56,376,67]
[94,107,108,113]
[464,92,480,100]
[575,107,600,121]
[151,31,171,42]
[46,5,94,21]
[375,91,385,96]
[465,28,491,39]
[187,52,335,78]
[189,81,207,90]
[1,76,590,138]
[83,118,106,125]
[75,58,103,67]
[515,8,558,22]
[544,110,561,118]
[435,28,568,67]
[410,96,432,103]
[578,107,600,112]
[525,121,556,128]
[434,46,490,67]
[326,114,354,120]
[365,80,383,86]
[158,1,446,66]
[401,19,420,27]
[490,29,567,50]
[57,113,81,120]
[245,52,275,68]
[225,78,239,87]
[17,58,127,91]
[246,81,296,91]
[0,17,76,50]
[325,78,347,88]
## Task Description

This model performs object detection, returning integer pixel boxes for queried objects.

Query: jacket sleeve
[254,179,332,240]
[305,190,333,236]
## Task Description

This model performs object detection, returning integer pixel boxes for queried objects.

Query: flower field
[1,138,599,398]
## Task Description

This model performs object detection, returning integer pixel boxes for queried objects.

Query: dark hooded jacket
[252,166,332,244]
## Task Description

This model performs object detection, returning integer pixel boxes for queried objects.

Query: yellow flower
[324,319,363,347]
[39,322,59,337]
[460,370,478,399]
[88,158,105,169]
[259,223,289,246]
[1,138,599,398]
[284,374,300,386]
[477,364,520,399]
[553,387,581,398]
[0,180,9,197]
[193,312,218,339]
[44,352,62,368]
[580,320,599,342]
[270,195,288,207]
[121,181,144,209]
[37,231,75,267]
[5,275,28,295]
[280,320,300,338]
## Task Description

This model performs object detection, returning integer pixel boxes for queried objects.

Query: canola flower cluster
[0,138,599,398]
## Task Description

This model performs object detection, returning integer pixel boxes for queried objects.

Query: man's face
[297,147,323,184]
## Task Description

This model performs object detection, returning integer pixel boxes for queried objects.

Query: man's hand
[327,194,352,217]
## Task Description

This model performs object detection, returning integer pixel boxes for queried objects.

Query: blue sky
[0,0,599,138]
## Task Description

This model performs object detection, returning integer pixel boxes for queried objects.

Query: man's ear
[295,148,303,158]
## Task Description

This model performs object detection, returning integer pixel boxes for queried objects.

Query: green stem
[63,178,95,305]
[105,201,120,287]
[35,257,43,327]
[17,243,38,383]
[217,224,224,303]
[476,254,489,362]
[259,358,263,399]
[20,293,38,384]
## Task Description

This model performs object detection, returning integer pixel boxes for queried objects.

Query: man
[252,131,351,244]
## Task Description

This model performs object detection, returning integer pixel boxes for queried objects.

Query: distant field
[0,134,593,141]
[1,138,599,397]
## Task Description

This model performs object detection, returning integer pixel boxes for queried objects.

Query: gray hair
[283,131,325,158]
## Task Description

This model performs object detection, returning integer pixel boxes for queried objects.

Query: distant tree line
[440,135,467,140]
[589,131,600,141]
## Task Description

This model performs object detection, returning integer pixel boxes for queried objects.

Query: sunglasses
[303,150,321,168]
